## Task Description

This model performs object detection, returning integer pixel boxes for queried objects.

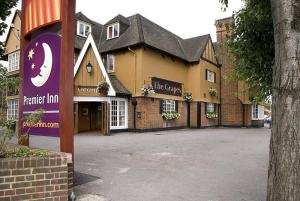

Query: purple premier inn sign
[22,33,61,137]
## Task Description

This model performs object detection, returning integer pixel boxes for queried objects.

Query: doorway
[75,102,109,134]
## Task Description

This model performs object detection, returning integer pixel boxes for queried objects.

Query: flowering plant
[141,84,155,96]
[97,80,110,94]
[183,92,193,102]
[206,112,218,119]
[208,88,217,96]
[162,112,181,120]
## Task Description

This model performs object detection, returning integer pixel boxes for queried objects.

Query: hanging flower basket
[97,80,110,96]
[208,88,217,97]
[183,92,193,102]
[141,84,155,96]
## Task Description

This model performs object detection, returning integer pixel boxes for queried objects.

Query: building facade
[2,11,264,134]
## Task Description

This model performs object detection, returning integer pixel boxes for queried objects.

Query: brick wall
[0,153,72,201]
[133,97,188,130]
[189,102,198,128]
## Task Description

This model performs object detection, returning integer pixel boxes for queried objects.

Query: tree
[0,0,18,55]
[226,0,273,101]
[220,0,300,200]
[267,0,300,200]
[0,63,20,118]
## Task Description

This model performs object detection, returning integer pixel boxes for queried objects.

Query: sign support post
[59,0,76,155]
[18,0,29,146]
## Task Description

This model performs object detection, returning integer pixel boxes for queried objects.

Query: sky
[0,0,242,65]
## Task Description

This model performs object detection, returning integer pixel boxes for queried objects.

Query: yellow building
[73,13,221,133]
[3,11,263,134]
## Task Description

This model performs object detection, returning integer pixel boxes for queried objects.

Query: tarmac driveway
[28,128,270,201]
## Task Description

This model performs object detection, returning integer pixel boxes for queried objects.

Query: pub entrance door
[75,102,110,135]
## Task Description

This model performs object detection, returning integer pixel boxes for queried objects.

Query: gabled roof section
[4,9,21,46]
[74,34,116,96]
[181,34,210,62]
[75,12,103,50]
[105,14,130,26]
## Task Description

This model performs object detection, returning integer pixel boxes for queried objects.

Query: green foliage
[183,92,193,102]
[19,109,44,144]
[206,112,218,119]
[0,64,20,112]
[224,0,274,101]
[97,80,110,94]
[208,88,217,97]
[162,112,181,120]
[4,147,49,158]
[0,0,18,55]
[0,109,44,157]
[0,123,14,155]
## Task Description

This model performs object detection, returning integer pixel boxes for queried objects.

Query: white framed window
[7,99,19,120]
[8,51,20,72]
[110,98,128,129]
[163,100,176,113]
[107,23,120,40]
[252,105,264,120]
[77,21,91,37]
[206,69,215,83]
[206,103,215,113]
[107,54,115,73]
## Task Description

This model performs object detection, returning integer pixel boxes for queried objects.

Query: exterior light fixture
[86,61,93,73]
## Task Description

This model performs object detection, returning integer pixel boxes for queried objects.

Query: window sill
[7,70,19,76]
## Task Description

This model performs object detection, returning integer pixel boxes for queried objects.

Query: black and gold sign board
[152,77,182,97]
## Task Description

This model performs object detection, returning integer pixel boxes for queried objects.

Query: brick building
[215,17,264,127]
[2,11,263,134]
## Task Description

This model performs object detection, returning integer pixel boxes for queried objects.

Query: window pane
[163,100,175,113]
[207,103,215,113]
[85,25,90,36]
[111,100,118,126]
[107,55,114,72]
[79,23,85,36]
[119,101,125,126]
[108,26,113,39]
[113,24,119,37]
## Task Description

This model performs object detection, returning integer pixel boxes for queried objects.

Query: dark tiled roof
[95,14,214,63]
[108,74,131,96]
[74,13,218,64]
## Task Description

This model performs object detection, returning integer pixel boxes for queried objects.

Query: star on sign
[28,49,35,60]
[31,63,35,69]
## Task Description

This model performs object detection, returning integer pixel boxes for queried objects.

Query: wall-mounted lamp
[86,61,93,73]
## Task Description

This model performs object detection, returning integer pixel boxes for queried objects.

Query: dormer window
[107,23,119,40]
[77,21,91,37]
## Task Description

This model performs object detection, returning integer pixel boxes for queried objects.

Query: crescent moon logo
[31,43,53,87]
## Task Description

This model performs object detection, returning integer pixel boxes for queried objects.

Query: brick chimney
[215,16,234,44]
[215,16,245,127]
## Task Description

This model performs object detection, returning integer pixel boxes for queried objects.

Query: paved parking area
[26,128,270,201]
